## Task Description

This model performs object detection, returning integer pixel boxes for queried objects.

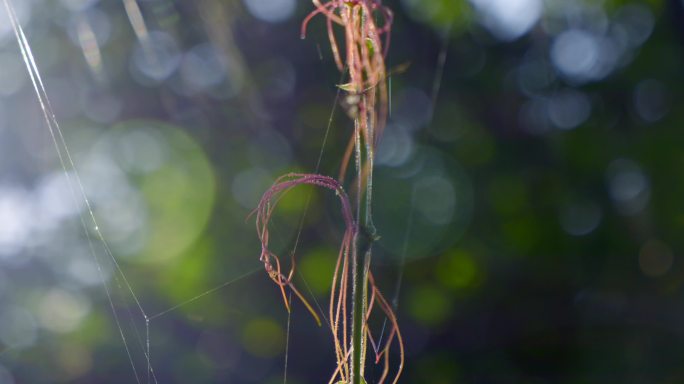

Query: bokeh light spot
[112,120,216,263]
[0,0,30,43]
[415,175,456,226]
[376,123,415,167]
[299,247,336,296]
[436,249,481,291]
[130,31,181,84]
[551,29,599,81]
[548,89,592,130]
[393,88,433,132]
[614,4,654,47]
[242,318,285,357]
[401,0,470,29]
[179,43,227,94]
[470,0,542,41]
[633,79,670,123]
[38,289,91,334]
[407,285,452,326]
[114,129,167,174]
[242,0,296,23]
[377,147,473,260]
[606,158,650,216]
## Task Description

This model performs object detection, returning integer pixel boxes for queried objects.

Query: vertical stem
[350,238,365,384]
[351,117,365,384]
[351,103,375,384]
[348,4,380,383]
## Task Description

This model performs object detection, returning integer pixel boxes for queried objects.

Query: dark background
[0,0,682,382]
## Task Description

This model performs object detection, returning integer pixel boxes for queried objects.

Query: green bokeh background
[1,0,683,383]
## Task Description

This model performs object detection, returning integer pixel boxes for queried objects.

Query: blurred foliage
[0,0,684,383]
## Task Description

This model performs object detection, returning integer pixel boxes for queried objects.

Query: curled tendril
[257,2,401,383]
[254,172,404,384]
[255,173,354,327]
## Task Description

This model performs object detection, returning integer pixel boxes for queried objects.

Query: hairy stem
[350,118,364,384]
[300,2,395,382]
[351,110,375,384]
[351,229,371,384]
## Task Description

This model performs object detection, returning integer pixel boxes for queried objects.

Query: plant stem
[350,120,364,384]
[351,230,370,384]
[351,107,376,383]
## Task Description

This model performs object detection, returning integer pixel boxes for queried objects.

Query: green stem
[351,228,372,384]
[350,5,379,382]
[351,115,375,384]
